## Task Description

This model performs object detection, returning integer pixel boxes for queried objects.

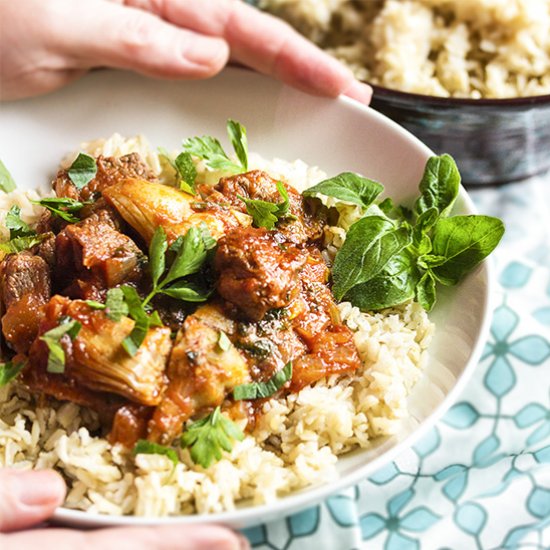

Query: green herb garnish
[329,155,504,311]
[133,440,179,467]
[33,197,87,223]
[40,317,82,373]
[84,288,129,321]
[5,206,34,239]
[303,172,383,209]
[0,235,44,255]
[217,331,231,352]
[233,361,292,400]
[67,153,97,189]
[0,361,25,386]
[180,406,244,469]
[239,182,295,230]
[0,160,16,193]
[143,225,216,307]
[0,205,43,254]
[183,119,248,174]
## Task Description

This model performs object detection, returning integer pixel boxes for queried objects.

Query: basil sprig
[233,361,292,400]
[328,154,504,311]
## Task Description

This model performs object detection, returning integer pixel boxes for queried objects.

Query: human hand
[0,469,248,550]
[0,0,372,104]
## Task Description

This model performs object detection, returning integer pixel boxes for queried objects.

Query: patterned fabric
[243,176,550,549]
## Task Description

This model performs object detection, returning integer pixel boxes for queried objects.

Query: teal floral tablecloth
[243,176,550,549]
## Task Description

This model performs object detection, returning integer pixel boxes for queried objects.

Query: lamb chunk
[56,209,144,289]
[53,153,155,201]
[214,226,308,321]
[200,170,325,243]
[0,252,51,353]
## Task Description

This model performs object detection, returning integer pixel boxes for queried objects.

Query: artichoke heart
[148,304,250,443]
[103,178,251,244]
[69,302,171,406]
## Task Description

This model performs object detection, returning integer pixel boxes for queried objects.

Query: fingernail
[344,80,373,105]
[182,36,229,69]
[13,470,66,507]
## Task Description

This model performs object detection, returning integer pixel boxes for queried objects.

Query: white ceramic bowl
[0,67,492,528]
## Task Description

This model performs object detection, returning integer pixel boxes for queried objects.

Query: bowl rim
[370,82,550,107]
[0,67,494,528]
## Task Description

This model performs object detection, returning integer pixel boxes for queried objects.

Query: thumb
[0,469,66,532]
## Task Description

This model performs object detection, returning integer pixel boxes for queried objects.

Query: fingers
[125,0,372,103]
[0,469,66,532]
[0,524,249,550]
[49,0,229,79]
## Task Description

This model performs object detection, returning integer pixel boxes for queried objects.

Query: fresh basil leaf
[149,227,168,288]
[0,160,16,193]
[67,153,97,189]
[378,197,395,215]
[416,270,437,311]
[227,119,248,171]
[161,283,210,302]
[431,215,505,285]
[239,195,279,230]
[343,250,418,311]
[0,234,44,254]
[175,152,197,195]
[40,318,81,374]
[183,135,241,174]
[133,439,179,467]
[414,154,460,218]
[217,331,231,352]
[303,172,384,209]
[33,197,86,223]
[5,206,34,239]
[0,361,25,386]
[105,287,129,321]
[332,216,412,301]
[417,254,448,269]
[180,406,244,469]
[233,361,292,400]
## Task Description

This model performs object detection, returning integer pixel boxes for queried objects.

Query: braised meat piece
[53,153,155,201]
[28,296,172,406]
[148,304,250,444]
[215,226,308,321]
[0,252,51,354]
[56,209,144,290]
[103,178,251,245]
[200,170,326,243]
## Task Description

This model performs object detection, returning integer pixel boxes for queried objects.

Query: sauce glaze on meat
[0,155,361,447]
